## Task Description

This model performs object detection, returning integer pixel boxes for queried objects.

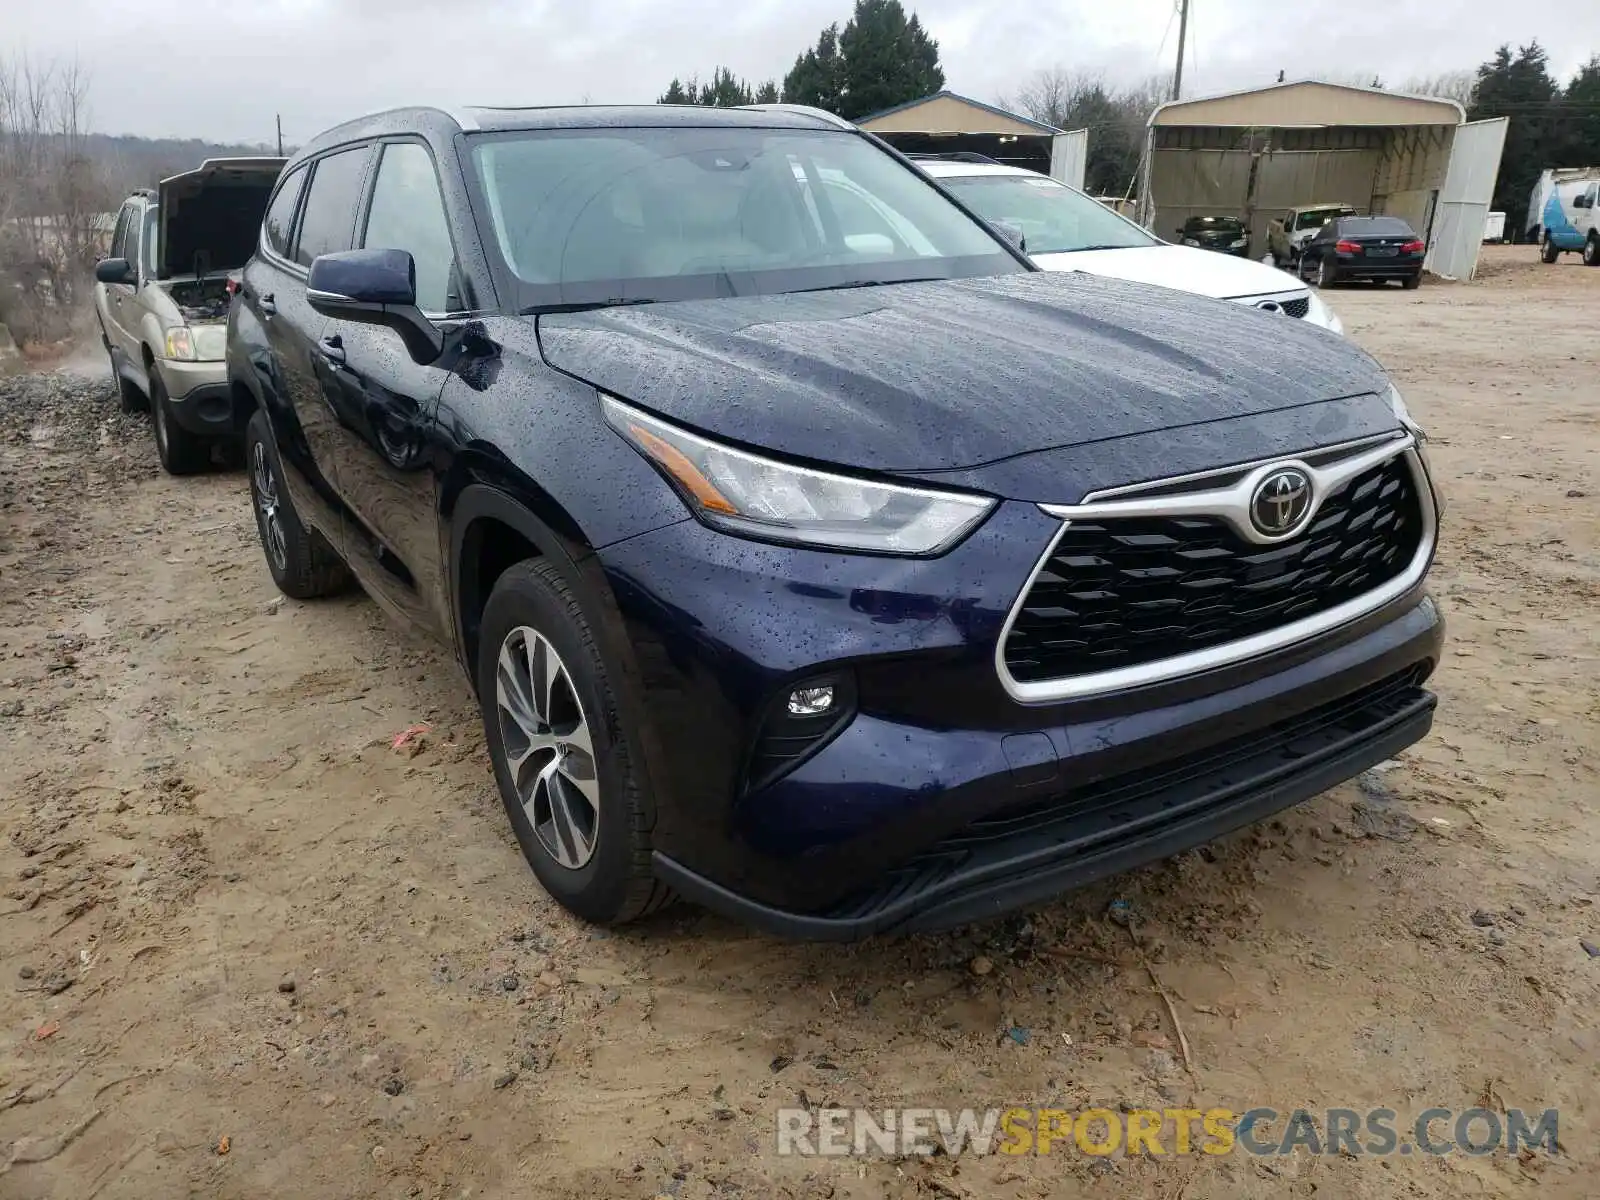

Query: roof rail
[905,151,1003,165]
[739,102,855,130]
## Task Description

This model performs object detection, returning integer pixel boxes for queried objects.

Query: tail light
[1335,240,1362,254]
[1401,239,1425,253]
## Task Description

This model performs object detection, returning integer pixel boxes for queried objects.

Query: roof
[293,103,851,161]
[1150,80,1464,129]
[857,91,1062,135]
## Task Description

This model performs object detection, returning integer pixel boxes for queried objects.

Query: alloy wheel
[494,626,600,870]
[251,441,289,573]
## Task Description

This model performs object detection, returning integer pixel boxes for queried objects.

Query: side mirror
[991,220,1027,254]
[307,249,443,364]
[95,257,135,285]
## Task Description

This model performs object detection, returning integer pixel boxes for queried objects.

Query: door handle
[259,293,277,317]
[318,335,345,366]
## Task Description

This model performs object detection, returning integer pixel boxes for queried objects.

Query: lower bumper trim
[654,672,1436,941]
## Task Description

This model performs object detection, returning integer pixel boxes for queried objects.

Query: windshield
[1293,208,1350,232]
[938,173,1158,255]
[1340,216,1414,237]
[469,127,1023,309]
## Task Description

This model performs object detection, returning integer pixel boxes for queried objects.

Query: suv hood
[537,271,1388,474]
[158,157,285,280]
[1029,245,1300,300]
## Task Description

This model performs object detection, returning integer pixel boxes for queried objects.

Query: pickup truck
[94,157,285,473]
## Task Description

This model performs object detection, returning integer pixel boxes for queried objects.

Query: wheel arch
[448,478,597,699]
[449,478,674,834]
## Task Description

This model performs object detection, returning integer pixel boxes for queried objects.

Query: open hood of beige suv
[158,157,285,280]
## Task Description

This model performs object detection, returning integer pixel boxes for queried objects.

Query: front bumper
[597,493,1444,939]
[658,660,1436,938]
[158,358,233,435]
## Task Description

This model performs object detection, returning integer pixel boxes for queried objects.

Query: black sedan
[1299,216,1425,288]
[1175,215,1251,256]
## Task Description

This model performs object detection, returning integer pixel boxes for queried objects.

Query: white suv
[913,158,1343,335]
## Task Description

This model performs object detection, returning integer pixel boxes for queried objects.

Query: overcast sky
[13,0,1600,144]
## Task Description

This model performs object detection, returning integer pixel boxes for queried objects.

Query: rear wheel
[1541,235,1559,264]
[478,558,671,926]
[244,409,349,598]
[149,373,210,475]
[1402,272,1422,290]
[1317,255,1337,287]
[1584,235,1600,267]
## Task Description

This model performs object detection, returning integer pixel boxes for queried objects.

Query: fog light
[787,685,835,716]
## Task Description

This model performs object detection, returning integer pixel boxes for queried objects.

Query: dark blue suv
[226,103,1444,939]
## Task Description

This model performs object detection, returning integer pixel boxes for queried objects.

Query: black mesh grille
[1280,296,1310,319]
[1004,452,1424,683]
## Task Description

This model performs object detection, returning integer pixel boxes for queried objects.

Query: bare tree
[0,53,115,346]
[999,68,1170,196]
[1400,70,1477,106]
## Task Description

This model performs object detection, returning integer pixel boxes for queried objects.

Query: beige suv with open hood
[94,157,284,473]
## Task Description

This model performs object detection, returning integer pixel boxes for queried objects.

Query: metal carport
[1136,80,1508,279]
[858,91,1088,191]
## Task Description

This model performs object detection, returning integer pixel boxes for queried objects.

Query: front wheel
[1584,236,1600,267]
[1541,236,1559,264]
[150,373,210,475]
[244,409,349,598]
[478,558,671,926]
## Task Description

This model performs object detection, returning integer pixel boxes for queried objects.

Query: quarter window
[109,204,132,260]
[362,143,459,313]
[263,166,307,259]
[294,148,370,268]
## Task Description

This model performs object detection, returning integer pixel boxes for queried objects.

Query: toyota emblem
[1255,300,1285,315]
[1250,467,1313,536]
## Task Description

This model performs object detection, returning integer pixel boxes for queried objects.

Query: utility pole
[1172,0,1190,101]
[276,114,283,157]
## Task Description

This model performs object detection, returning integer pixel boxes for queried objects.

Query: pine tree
[783,24,846,114]
[658,68,779,108]
[1469,42,1561,235]
[783,3,944,121]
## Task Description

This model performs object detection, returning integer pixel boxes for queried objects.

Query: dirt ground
[1,243,1596,1199]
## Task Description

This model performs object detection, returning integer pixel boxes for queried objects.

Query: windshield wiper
[522,298,657,315]
[789,276,947,294]
[1058,244,1144,253]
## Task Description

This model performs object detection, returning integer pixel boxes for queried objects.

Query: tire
[1541,235,1559,264]
[477,558,671,926]
[1584,236,1600,267]
[244,409,349,599]
[1402,272,1421,290]
[149,372,210,475]
[1317,255,1337,288]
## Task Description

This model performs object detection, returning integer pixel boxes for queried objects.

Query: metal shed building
[1136,80,1508,279]
[858,91,1088,190]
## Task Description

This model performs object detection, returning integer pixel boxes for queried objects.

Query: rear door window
[263,166,308,259]
[294,148,371,268]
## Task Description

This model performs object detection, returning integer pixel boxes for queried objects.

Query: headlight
[1390,384,1445,518]
[163,327,196,361]
[602,395,996,555]
[1229,238,1247,248]
[1182,237,1200,246]
[1387,383,1425,439]
[1303,291,1344,336]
